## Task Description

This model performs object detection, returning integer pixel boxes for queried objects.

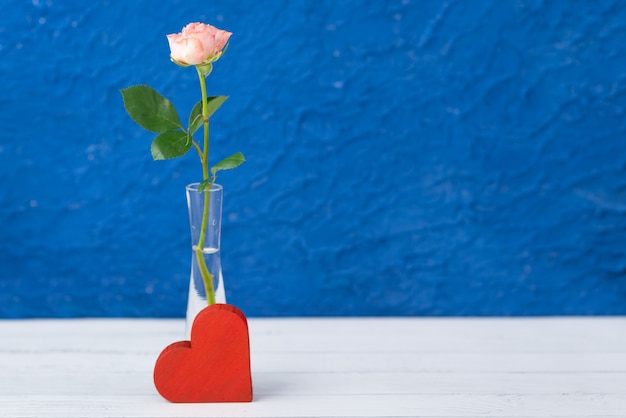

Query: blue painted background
[1,0,625,317]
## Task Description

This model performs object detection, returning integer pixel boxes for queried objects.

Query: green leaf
[211,152,245,177]
[188,96,229,134]
[188,104,204,136]
[151,130,192,160]
[121,85,183,133]
[197,179,212,193]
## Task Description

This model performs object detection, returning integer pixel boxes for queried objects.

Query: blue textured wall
[1,0,625,317]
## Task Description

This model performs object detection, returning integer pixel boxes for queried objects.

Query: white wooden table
[1,316,625,417]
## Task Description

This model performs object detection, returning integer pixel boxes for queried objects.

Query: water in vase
[185,247,226,338]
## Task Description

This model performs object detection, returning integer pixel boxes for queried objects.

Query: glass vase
[185,183,226,338]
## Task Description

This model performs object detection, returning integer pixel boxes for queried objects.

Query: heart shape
[153,304,253,403]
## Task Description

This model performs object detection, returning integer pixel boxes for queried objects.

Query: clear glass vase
[185,183,226,338]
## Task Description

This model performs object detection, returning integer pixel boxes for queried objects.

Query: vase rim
[186,183,223,192]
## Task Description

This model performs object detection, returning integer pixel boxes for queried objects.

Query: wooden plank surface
[0,317,625,417]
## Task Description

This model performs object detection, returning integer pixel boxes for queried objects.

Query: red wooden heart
[153,304,253,403]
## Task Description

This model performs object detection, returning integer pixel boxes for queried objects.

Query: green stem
[194,246,215,305]
[191,140,203,162]
[197,67,210,181]
[195,65,215,306]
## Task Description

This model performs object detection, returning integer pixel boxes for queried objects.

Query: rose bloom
[167,23,232,66]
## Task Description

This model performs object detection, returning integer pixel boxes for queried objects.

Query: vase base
[185,270,226,338]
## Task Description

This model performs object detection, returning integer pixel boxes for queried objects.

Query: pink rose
[167,23,232,66]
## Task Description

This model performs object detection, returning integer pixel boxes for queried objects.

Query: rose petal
[167,23,232,66]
